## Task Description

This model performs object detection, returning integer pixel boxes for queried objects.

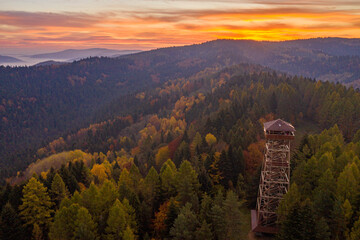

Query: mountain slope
[1,38,360,182]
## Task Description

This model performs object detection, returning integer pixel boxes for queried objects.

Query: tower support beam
[251,119,295,234]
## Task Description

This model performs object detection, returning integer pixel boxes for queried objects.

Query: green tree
[0,203,24,240]
[51,173,69,208]
[349,216,360,240]
[337,163,359,204]
[123,226,136,240]
[73,207,98,240]
[313,169,336,219]
[170,203,199,240]
[81,183,100,217]
[277,183,301,223]
[159,161,177,199]
[175,160,200,206]
[196,220,213,240]
[105,199,126,240]
[32,223,43,240]
[142,167,160,206]
[223,191,243,239]
[277,199,330,240]
[19,177,53,228]
[121,198,137,231]
[49,203,79,240]
[199,193,213,224]
[210,204,226,240]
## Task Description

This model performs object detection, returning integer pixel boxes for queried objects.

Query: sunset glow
[1,0,360,52]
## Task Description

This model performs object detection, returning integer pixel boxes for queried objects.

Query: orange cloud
[0,5,359,51]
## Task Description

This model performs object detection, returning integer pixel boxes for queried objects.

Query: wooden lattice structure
[251,119,295,234]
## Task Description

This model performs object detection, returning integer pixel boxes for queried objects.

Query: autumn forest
[1,39,360,240]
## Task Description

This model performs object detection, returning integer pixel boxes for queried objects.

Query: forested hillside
[2,38,360,178]
[1,63,360,240]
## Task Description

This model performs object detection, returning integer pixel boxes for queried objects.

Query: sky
[1,0,360,53]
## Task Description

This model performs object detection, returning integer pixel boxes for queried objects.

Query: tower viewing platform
[251,119,295,234]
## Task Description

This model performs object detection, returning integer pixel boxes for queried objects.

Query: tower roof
[263,119,295,132]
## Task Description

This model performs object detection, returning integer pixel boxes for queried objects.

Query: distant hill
[29,48,141,60]
[0,55,22,64]
[33,60,67,66]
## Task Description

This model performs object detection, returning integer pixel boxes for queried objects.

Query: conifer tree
[223,191,243,239]
[159,162,177,199]
[123,226,136,240]
[142,166,160,206]
[165,199,179,238]
[0,203,24,240]
[196,220,213,240]
[81,183,99,217]
[210,204,226,240]
[175,160,200,205]
[105,199,127,240]
[349,216,360,240]
[73,207,98,240]
[49,204,79,240]
[170,203,199,240]
[32,223,43,240]
[19,177,53,228]
[51,173,69,208]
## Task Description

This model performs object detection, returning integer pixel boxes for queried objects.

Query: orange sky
[0,0,360,53]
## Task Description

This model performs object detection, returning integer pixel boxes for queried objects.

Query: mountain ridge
[29,48,141,59]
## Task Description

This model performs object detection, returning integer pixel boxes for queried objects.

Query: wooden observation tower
[251,119,295,234]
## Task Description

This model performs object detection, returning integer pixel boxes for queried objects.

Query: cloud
[0,2,359,51]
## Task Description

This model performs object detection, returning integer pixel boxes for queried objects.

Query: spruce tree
[170,203,199,240]
[175,160,200,205]
[223,191,243,239]
[49,204,79,240]
[50,173,69,208]
[73,207,98,240]
[19,177,53,228]
[105,199,126,240]
[196,220,213,240]
[0,203,24,240]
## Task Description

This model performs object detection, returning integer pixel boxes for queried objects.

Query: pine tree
[159,162,177,199]
[175,160,200,205]
[210,204,226,240]
[218,150,232,187]
[51,173,69,208]
[270,91,277,113]
[123,226,136,240]
[142,166,160,206]
[49,204,79,240]
[349,216,360,240]
[313,169,336,219]
[223,191,243,239]
[165,199,179,238]
[81,183,100,217]
[170,203,199,240]
[73,207,98,240]
[98,180,119,234]
[277,199,330,240]
[105,199,126,240]
[19,177,53,228]
[277,183,301,223]
[0,203,24,240]
[32,223,43,240]
[196,220,213,240]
